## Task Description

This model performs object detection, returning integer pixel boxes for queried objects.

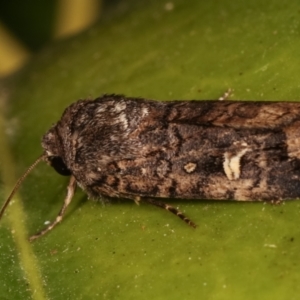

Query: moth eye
[49,156,72,176]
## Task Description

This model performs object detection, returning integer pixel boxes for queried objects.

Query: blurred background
[2,1,300,299]
[0,0,105,78]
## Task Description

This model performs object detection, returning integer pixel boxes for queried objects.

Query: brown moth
[2,93,300,241]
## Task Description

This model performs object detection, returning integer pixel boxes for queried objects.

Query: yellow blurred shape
[0,22,30,77]
[54,0,101,38]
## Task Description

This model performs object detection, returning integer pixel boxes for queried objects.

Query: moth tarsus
[142,198,197,228]
[218,88,233,101]
[28,175,77,242]
[2,93,300,240]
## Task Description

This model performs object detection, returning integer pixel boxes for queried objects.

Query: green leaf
[1,0,300,299]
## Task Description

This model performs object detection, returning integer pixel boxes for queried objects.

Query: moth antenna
[0,154,46,220]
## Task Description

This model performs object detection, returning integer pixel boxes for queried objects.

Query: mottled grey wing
[85,99,300,201]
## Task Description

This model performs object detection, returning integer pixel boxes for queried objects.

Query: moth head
[42,126,71,176]
[0,125,74,225]
[0,130,71,225]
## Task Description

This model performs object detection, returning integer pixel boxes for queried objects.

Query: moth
[2,93,300,241]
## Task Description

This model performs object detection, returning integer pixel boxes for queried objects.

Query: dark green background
[1,0,300,299]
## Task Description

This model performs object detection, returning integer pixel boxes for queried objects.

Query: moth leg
[142,198,197,228]
[29,175,77,242]
[269,199,283,205]
[218,88,233,101]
